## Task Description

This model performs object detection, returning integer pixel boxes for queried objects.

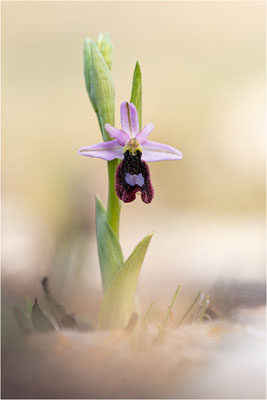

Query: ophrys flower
[78,102,182,203]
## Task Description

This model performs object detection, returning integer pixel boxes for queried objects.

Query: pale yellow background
[2,2,265,302]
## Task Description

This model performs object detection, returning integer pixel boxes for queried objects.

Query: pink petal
[120,101,139,136]
[104,124,130,145]
[135,123,154,144]
[77,140,124,161]
[141,140,183,162]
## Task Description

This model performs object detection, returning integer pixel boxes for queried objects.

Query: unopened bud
[84,38,115,141]
[96,32,113,70]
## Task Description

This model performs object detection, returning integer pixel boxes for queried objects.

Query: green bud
[84,38,115,141]
[96,32,113,70]
[130,61,142,127]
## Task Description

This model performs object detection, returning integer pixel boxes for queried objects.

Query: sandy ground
[2,305,266,399]
[2,210,266,399]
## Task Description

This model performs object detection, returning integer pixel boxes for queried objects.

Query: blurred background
[2,2,265,314]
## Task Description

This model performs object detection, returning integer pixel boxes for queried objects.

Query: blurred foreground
[2,202,266,399]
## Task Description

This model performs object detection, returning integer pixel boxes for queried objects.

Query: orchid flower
[78,101,182,203]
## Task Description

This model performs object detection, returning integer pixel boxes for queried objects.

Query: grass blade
[157,284,181,342]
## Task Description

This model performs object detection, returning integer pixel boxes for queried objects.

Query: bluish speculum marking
[125,173,144,187]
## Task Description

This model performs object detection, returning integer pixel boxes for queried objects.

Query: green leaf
[96,195,124,291]
[99,233,153,329]
[130,61,142,127]
[84,39,96,112]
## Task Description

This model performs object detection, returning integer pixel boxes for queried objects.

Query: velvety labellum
[115,150,154,204]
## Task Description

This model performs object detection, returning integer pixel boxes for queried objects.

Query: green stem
[107,159,121,238]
